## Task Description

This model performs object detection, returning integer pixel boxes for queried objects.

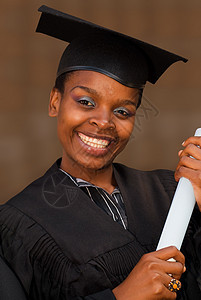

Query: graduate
[0,5,201,300]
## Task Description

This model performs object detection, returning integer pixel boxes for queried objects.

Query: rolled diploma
[156,128,201,251]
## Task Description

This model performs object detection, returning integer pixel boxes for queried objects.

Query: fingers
[145,246,185,279]
[113,247,184,300]
[180,136,201,160]
[176,155,201,170]
[179,143,201,161]
[154,246,185,266]
[175,136,201,211]
[183,136,201,148]
[175,165,199,182]
[150,273,179,300]
[175,136,201,182]
[164,262,184,280]
[179,136,201,161]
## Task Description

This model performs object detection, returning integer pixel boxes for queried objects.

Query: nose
[89,108,115,130]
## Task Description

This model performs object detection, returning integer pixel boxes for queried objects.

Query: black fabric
[0,159,201,299]
[0,255,27,300]
[77,289,116,300]
[56,34,148,89]
[36,6,187,88]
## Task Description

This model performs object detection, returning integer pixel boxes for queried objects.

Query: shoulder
[113,162,177,196]
[0,159,82,263]
[4,158,78,210]
[0,159,82,294]
[0,160,133,263]
[0,203,82,296]
[0,158,90,256]
[113,162,174,178]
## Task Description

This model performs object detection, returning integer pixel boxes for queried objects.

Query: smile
[78,132,110,149]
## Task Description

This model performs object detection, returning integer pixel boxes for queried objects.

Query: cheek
[116,120,135,141]
[58,108,80,127]
[57,108,89,140]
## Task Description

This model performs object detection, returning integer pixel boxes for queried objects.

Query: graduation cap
[36,5,187,89]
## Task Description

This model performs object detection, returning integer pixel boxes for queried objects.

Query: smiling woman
[49,71,138,189]
[0,5,201,300]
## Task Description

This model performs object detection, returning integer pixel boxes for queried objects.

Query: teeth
[78,133,110,148]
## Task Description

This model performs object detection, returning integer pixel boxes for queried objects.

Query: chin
[76,157,113,172]
[80,161,110,171]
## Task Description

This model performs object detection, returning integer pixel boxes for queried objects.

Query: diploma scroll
[156,128,201,251]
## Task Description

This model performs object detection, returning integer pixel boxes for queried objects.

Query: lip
[78,131,116,142]
[76,131,117,156]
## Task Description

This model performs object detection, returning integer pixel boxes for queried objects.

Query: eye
[113,107,134,118]
[77,97,95,107]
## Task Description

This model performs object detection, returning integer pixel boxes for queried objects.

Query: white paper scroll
[156,128,201,251]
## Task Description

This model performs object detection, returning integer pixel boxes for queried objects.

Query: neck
[60,159,116,194]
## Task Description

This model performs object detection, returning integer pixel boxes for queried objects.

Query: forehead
[64,70,140,99]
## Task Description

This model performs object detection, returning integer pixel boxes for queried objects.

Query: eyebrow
[70,85,99,96]
[120,99,137,108]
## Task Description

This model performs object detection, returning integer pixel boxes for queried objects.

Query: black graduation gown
[0,159,201,299]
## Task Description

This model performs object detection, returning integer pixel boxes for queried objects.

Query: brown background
[1,0,201,203]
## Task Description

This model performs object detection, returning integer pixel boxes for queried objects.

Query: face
[49,71,139,176]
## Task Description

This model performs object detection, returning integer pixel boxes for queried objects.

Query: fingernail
[182,141,186,146]
[178,150,183,156]
[183,265,186,272]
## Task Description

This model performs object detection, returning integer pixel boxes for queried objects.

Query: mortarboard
[36,5,187,89]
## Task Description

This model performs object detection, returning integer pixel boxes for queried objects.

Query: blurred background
[1,0,201,203]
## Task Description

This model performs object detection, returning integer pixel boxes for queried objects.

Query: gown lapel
[113,163,173,249]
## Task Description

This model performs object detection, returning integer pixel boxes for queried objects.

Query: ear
[49,88,62,117]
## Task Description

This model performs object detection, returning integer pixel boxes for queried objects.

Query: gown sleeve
[0,254,115,300]
[76,289,115,299]
[0,255,28,300]
[0,204,116,300]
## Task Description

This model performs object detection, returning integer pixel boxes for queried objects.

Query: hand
[112,246,185,300]
[175,136,201,211]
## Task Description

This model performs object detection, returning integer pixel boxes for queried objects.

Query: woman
[0,5,200,300]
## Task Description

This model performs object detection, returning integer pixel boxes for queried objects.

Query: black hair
[137,89,143,108]
[54,72,72,95]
